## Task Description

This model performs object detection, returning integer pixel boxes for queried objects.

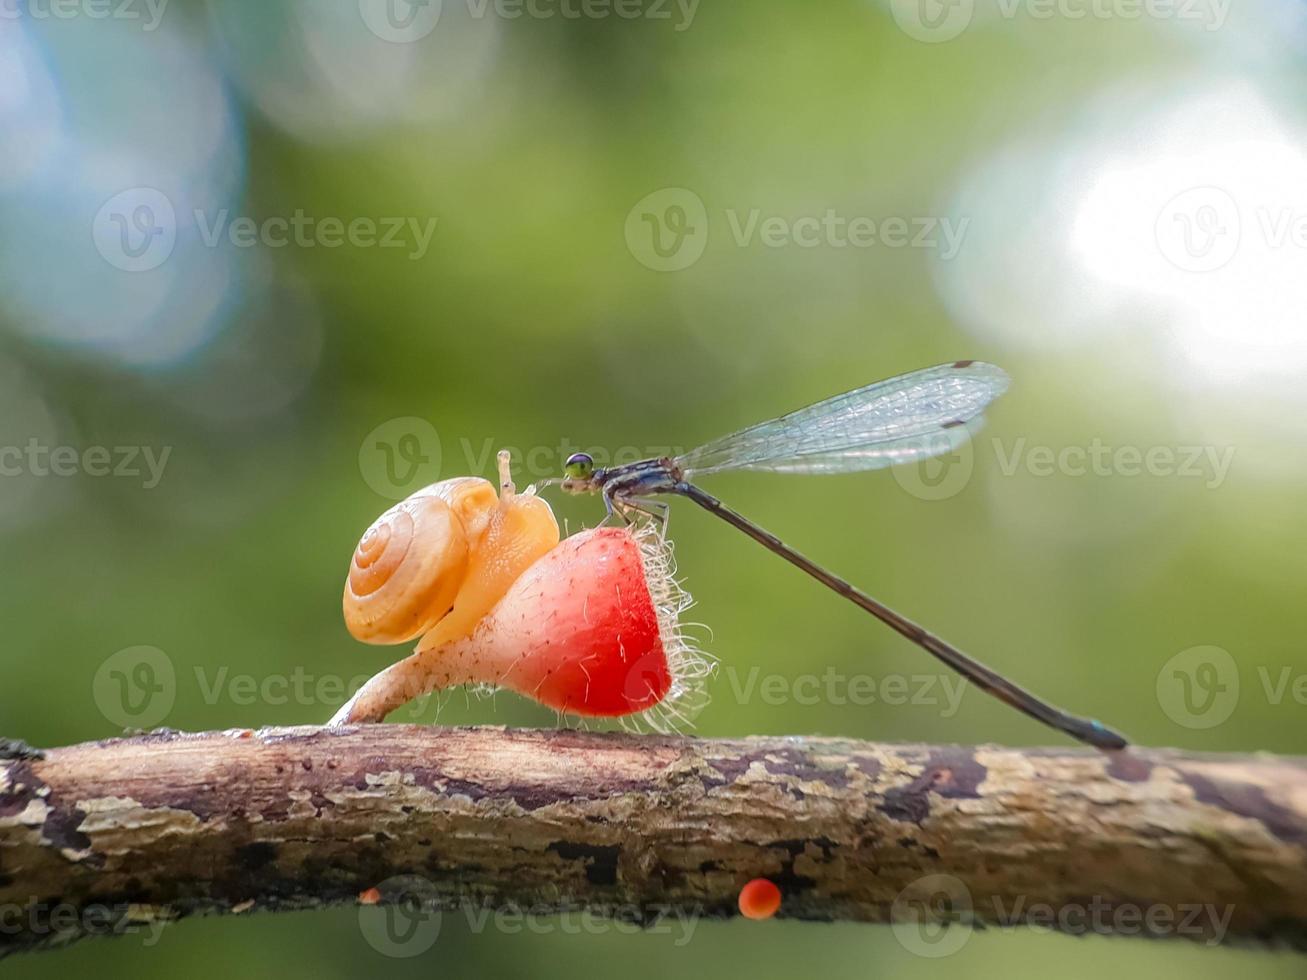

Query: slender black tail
[675,482,1128,751]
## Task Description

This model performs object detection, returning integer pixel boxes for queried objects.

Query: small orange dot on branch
[738,878,781,920]
[358,887,382,905]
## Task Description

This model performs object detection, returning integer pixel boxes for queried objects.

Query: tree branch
[2,726,1306,957]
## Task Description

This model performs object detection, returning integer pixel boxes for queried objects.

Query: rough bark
[1,726,1305,957]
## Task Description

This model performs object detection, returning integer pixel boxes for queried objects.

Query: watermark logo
[1155,185,1307,273]
[1156,645,1239,729]
[890,433,976,502]
[359,876,443,957]
[889,0,974,43]
[93,645,175,729]
[1155,186,1241,273]
[102,658,417,720]
[92,187,176,273]
[358,0,443,41]
[891,873,973,957]
[625,187,709,272]
[359,418,445,500]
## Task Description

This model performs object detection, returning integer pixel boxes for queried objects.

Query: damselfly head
[560,451,601,494]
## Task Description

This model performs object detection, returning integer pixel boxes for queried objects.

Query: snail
[330,451,708,730]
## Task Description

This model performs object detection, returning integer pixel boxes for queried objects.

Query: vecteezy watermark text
[0,899,169,947]
[465,0,698,28]
[624,188,968,272]
[891,434,1236,502]
[889,0,1228,45]
[358,875,702,957]
[357,0,699,43]
[93,644,974,730]
[0,0,170,30]
[722,209,968,256]
[93,187,438,272]
[193,210,437,259]
[358,415,684,499]
[724,665,968,716]
[0,440,171,489]
[992,438,1234,488]
[91,646,453,730]
[890,873,1234,957]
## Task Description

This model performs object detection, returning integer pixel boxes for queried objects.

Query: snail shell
[343,477,558,647]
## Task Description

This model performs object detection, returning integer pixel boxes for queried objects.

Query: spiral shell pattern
[343,490,475,644]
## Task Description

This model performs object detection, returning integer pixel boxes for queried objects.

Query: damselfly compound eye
[564,452,594,480]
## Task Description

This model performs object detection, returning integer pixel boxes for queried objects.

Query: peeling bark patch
[1106,753,1154,783]
[0,763,38,819]
[879,787,929,825]
[1183,770,1307,848]
[851,756,881,783]
[41,802,93,855]
[879,750,987,825]
[0,739,44,762]
[759,750,852,789]
[406,768,491,806]
[352,762,653,813]
[700,749,867,795]
[308,791,335,813]
[10,766,98,860]
[700,754,753,789]
[546,841,620,886]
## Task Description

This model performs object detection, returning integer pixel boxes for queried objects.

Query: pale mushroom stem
[328,650,475,725]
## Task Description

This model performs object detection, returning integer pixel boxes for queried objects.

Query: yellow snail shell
[343,475,559,648]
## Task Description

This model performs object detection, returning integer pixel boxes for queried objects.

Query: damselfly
[552,360,1128,750]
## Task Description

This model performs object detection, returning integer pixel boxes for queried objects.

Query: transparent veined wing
[675,361,1009,477]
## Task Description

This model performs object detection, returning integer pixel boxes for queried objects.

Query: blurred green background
[3,0,1306,976]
